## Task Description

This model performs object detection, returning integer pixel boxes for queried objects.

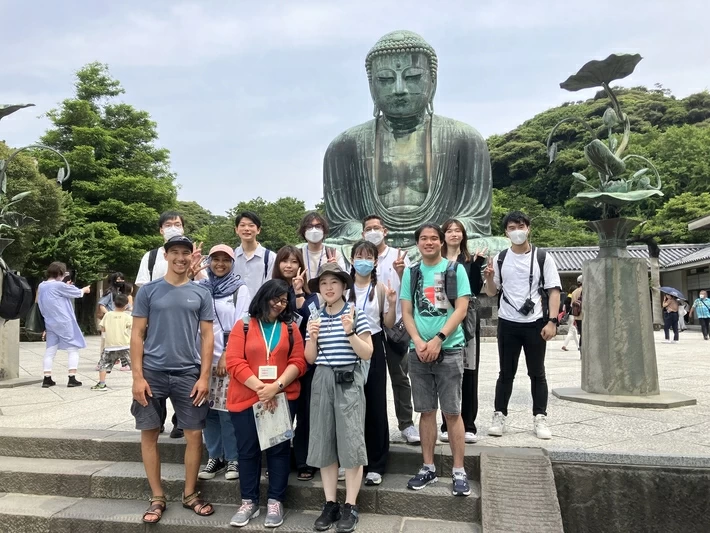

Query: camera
[334,370,355,384]
[518,298,535,316]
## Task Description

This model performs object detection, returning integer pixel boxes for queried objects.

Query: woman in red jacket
[225,279,307,529]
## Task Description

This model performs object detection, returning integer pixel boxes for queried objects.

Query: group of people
[37,207,563,531]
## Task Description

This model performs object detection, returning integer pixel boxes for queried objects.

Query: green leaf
[560,53,643,92]
[632,168,649,179]
[609,136,618,152]
[576,189,663,207]
[572,172,588,182]
[548,142,558,163]
[10,191,32,202]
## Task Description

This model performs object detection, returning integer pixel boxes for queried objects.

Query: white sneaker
[439,431,449,442]
[401,425,421,443]
[662,340,671,344]
[338,467,346,481]
[671,340,678,344]
[488,412,506,437]
[364,472,382,486]
[464,432,478,444]
[534,414,552,439]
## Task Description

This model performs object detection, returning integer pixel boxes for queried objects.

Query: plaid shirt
[693,298,710,319]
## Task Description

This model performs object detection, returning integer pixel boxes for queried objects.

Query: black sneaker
[407,467,438,490]
[198,458,226,480]
[42,376,56,388]
[452,472,472,497]
[169,427,184,439]
[335,503,359,533]
[67,376,82,387]
[314,501,341,531]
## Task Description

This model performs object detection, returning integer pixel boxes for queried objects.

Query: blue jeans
[204,408,239,461]
[230,400,296,504]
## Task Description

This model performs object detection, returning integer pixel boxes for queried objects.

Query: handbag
[24,302,45,334]
[384,318,411,353]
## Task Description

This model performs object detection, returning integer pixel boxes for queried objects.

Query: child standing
[92,293,132,390]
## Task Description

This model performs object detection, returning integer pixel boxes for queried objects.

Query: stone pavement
[2,331,709,457]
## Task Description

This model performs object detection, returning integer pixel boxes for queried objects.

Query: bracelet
[346,331,356,337]
[295,293,305,298]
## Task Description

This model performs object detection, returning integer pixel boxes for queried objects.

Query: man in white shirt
[232,211,276,297]
[362,215,420,444]
[483,211,561,440]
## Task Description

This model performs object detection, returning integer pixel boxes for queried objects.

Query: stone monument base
[552,387,696,409]
[0,377,44,389]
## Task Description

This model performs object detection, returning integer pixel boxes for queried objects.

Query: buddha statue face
[370,52,434,118]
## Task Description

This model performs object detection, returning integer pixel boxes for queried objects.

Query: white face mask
[163,226,184,241]
[364,230,385,246]
[305,228,324,244]
[507,229,528,246]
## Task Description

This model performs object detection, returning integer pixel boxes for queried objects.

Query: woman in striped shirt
[304,263,373,533]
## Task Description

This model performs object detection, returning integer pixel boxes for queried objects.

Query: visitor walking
[92,293,131,390]
[361,215,420,444]
[483,211,561,440]
[130,235,215,524]
[233,211,276,297]
[561,315,579,351]
[225,279,307,528]
[571,276,583,348]
[439,218,485,444]
[305,263,372,533]
[197,245,252,482]
[37,262,90,388]
[400,223,472,497]
[271,245,320,481]
[689,290,710,340]
[662,293,680,343]
[298,212,346,282]
[347,240,396,486]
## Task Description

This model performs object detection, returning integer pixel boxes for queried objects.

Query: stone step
[0,428,481,475]
[0,456,481,523]
[0,492,481,533]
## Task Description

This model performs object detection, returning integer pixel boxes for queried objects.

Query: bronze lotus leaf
[560,53,642,92]
[0,103,35,121]
[584,139,626,177]
[577,189,663,207]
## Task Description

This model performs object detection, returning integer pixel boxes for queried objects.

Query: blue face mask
[353,259,375,276]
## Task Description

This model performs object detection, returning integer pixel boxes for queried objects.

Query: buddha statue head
[366,30,438,119]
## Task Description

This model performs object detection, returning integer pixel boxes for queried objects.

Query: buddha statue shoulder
[323,30,509,258]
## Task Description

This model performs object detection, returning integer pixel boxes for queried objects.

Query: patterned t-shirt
[306,302,371,366]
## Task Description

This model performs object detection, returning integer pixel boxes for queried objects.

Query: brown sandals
[182,491,215,516]
[142,495,167,523]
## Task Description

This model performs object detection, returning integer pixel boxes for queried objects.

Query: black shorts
[130,367,208,431]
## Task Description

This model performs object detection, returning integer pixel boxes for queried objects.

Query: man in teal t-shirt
[400,223,471,498]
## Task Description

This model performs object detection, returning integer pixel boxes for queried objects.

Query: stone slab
[480,448,563,533]
[0,492,78,533]
[552,387,697,408]
[0,377,44,389]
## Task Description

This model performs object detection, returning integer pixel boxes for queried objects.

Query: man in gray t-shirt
[130,235,217,521]
[132,280,213,372]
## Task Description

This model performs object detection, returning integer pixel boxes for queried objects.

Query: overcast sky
[1,1,708,215]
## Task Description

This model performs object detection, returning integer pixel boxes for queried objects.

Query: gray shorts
[307,363,368,469]
[408,348,464,415]
[130,367,209,431]
[98,349,130,372]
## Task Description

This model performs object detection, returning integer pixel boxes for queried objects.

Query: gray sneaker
[230,499,260,527]
[264,499,284,528]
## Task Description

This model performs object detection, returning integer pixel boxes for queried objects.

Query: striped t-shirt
[306,302,371,366]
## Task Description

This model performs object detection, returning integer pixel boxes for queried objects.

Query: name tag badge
[294,314,304,327]
[259,366,278,380]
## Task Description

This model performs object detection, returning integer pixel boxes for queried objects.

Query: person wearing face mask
[361,215,420,444]
[298,212,346,284]
[483,211,561,440]
[346,240,397,486]
[689,290,710,340]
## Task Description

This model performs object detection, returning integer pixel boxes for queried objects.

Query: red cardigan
[225,319,307,413]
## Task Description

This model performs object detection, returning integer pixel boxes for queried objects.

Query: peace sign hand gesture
[293,268,307,292]
[386,279,398,306]
[393,249,407,277]
[483,256,495,283]
[473,247,488,262]
[341,306,356,335]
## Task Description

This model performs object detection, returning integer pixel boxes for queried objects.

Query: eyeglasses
[162,222,183,229]
[270,298,289,307]
[306,224,324,230]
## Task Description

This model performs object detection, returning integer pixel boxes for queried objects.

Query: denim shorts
[130,367,209,431]
[408,348,464,415]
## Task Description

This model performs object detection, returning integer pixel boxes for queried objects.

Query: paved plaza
[2,331,709,457]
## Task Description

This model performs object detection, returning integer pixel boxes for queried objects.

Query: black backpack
[0,267,33,320]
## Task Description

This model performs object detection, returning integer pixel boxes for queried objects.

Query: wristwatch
[548,317,559,325]
[436,332,447,342]
[295,293,305,298]
[276,380,284,391]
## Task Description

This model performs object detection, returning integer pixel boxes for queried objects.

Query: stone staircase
[0,428,482,532]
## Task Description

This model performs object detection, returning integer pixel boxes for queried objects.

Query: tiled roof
[665,245,710,268]
[544,244,709,273]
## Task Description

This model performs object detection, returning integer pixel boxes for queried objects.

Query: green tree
[640,192,710,244]
[230,197,306,252]
[177,200,214,236]
[31,62,177,283]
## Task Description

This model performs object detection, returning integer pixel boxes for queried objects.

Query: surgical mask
[507,229,528,246]
[364,230,385,246]
[305,228,324,244]
[353,259,375,276]
[163,226,184,241]
[702,294,707,300]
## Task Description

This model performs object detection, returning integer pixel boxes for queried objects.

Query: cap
[307,262,354,294]
[208,244,235,260]
[577,275,583,284]
[163,235,194,252]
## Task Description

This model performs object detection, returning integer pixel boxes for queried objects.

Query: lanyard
[306,247,325,280]
[258,320,278,362]
[359,284,372,312]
